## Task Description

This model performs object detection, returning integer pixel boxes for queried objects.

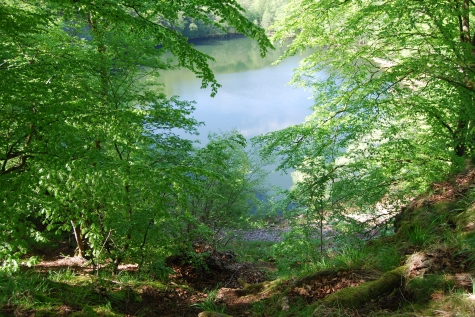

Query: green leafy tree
[0,0,272,272]
[240,0,288,29]
[257,1,475,230]
[178,131,270,247]
[171,0,291,38]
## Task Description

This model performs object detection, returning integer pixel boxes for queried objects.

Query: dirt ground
[19,241,413,317]
[22,242,276,317]
[10,237,474,317]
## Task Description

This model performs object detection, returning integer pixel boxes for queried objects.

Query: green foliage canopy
[0,0,272,271]
[174,0,290,38]
[256,0,475,220]
[181,131,270,244]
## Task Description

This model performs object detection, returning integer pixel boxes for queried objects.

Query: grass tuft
[191,288,226,314]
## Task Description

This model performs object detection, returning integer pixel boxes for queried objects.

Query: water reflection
[159,37,315,188]
[160,37,314,144]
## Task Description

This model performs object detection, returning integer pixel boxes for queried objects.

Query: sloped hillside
[278,166,475,316]
[207,166,475,316]
[3,169,475,317]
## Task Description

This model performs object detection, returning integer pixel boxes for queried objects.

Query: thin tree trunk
[71,220,88,258]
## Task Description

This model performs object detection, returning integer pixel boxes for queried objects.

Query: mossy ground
[3,170,475,316]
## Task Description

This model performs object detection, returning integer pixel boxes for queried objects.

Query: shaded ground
[8,244,403,317]
[11,242,274,317]
[9,240,393,317]
[6,169,475,316]
[8,238,475,317]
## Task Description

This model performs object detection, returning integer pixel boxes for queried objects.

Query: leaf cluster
[0,0,272,272]
[255,0,475,235]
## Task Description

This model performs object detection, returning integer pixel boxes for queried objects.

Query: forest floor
[5,241,411,317]
[3,169,475,316]
[4,244,475,317]
[5,241,275,316]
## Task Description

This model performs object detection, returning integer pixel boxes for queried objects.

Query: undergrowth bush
[405,223,433,247]
[376,246,402,272]
[271,228,323,273]
[221,239,275,263]
[192,287,226,314]
[329,244,370,270]
[0,272,51,310]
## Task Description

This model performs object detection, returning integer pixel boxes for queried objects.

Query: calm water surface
[160,37,314,143]
[160,37,315,188]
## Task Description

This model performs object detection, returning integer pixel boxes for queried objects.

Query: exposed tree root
[318,266,407,309]
[235,277,281,296]
[291,269,340,288]
[198,312,232,317]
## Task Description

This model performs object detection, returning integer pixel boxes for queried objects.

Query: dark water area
[186,33,247,44]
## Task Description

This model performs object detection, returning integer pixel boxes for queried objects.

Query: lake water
[160,36,314,188]
[160,37,313,141]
